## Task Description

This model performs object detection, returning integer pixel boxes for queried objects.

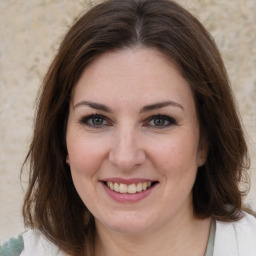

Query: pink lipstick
[101,178,158,203]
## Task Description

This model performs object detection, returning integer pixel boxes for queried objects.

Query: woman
[1,0,255,255]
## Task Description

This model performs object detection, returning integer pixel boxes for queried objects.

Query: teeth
[136,183,143,192]
[106,181,153,194]
[128,184,136,194]
[107,181,114,190]
[119,183,128,193]
[142,182,148,191]
[114,182,119,192]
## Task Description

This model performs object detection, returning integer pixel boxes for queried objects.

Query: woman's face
[66,47,207,235]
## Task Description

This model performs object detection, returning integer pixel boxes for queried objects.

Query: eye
[80,114,110,128]
[145,115,176,128]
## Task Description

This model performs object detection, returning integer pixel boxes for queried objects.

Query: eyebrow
[140,101,184,113]
[74,101,113,113]
[74,100,184,113]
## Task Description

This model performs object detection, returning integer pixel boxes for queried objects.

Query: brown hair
[22,0,250,255]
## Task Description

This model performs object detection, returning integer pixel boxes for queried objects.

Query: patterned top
[0,235,23,256]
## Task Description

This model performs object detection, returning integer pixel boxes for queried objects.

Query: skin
[66,47,210,256]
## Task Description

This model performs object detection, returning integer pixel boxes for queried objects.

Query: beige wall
[0,0,255,242]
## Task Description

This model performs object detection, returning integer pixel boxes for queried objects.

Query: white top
[19,212,256,256]
[214,212,256,256]
[20,229,68,256]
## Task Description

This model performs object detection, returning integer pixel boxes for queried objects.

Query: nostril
[108,148,146,170]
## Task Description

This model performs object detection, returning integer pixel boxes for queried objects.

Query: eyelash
[79,114,111,128]
[79,114,177,129]
[144,114,177,128]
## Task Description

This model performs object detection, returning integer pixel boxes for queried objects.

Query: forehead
[72,47,195,111]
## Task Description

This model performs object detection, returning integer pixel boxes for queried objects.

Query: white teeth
[114,182,119,192]
[106,181,153,194]
[136,183,143,192]
[142,182,148,191]
[107,181,114,190]
[128,184,137,194]
[119,183,128,193]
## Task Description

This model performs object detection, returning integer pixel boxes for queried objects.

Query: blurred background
[0,0,255,242]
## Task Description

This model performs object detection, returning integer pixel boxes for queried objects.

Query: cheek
[66,138,106,206]
[149,133,199,177]
[67,136,106,178]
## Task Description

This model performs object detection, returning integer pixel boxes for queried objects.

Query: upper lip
[101,178,157,185]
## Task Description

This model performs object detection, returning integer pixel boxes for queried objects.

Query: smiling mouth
[103,181,158,194]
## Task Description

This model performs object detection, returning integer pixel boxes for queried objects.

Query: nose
[109,127,146,171]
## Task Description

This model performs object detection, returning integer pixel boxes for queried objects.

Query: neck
[94,213,211,256]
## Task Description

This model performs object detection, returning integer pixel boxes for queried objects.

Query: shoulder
[214,212,256,256]
[21,229,69,256]
[1,230,68,256]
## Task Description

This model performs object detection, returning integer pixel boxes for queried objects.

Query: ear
[66,154,70,165]
[197,137,208,167]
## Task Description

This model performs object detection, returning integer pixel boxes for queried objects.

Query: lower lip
[102,183,156,203]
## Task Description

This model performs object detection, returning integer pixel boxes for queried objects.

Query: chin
[97,212,155,235]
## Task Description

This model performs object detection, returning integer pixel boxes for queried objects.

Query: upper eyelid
[79,114,109,123]
[144,114,176,121]
[80,113,105,119]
